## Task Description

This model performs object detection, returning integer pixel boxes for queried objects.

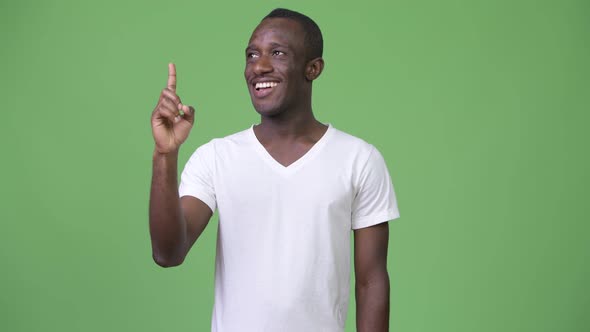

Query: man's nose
[253,55,273,75]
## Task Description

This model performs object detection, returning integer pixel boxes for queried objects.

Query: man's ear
[305,57,325,81]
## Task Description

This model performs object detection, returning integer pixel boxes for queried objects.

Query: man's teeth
[255,82,279,89]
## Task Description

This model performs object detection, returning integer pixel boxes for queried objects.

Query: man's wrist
[153,148,179,160]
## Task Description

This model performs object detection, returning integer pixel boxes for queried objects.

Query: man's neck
[254,109,327,144]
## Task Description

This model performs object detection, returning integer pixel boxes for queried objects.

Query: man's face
[244,18,309,116]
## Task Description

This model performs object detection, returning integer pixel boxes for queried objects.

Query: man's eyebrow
[269,42,288,49]
[245,42,290,52]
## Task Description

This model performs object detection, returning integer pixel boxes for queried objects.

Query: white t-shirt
[179,124,400,332]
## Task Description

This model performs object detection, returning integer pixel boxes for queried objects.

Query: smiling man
[149,8,399,332]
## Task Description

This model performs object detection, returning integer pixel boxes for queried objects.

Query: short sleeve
[351,145,400,230]
[178,142,217,213]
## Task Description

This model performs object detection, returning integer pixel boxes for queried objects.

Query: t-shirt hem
[351,209,400,230]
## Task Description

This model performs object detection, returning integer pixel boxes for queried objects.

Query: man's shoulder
[330,125,376,154]
[194,126,253,151]
[221,126,253,141]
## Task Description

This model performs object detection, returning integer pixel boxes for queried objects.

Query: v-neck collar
[249,123,334,176]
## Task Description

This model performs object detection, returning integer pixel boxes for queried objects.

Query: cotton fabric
[179,124,400,332]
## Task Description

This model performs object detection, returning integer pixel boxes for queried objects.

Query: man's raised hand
[151,63,196,154]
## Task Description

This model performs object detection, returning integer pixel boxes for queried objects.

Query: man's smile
[255,82,279,90]
[252,80,281,98]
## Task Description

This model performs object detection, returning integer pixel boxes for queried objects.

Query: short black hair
[263,8,323,60]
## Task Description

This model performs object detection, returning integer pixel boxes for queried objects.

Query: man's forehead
[248,17,305,45]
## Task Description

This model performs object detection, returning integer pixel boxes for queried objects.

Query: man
[149,8,399,332]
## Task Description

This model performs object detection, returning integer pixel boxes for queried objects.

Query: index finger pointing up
[167,63,177,91]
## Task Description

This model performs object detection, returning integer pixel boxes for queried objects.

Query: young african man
[149,8,400,332]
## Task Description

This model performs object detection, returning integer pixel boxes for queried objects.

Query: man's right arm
[149,151,213,267]
[148,63,212,267]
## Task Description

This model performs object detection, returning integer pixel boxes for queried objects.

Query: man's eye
[247,53,259,58]
[272,51,285,56]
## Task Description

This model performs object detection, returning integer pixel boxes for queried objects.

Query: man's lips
[254,81,279,90]
[251,81,280,98]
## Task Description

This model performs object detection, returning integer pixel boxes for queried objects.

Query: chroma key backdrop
[0,0,588,331]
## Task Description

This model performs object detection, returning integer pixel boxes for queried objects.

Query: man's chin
[255,108,282,118]
[252,102,282,117]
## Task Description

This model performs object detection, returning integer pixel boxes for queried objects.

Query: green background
[1,0,588,331]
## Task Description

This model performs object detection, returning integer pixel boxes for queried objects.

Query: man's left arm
[354,221,390,332]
